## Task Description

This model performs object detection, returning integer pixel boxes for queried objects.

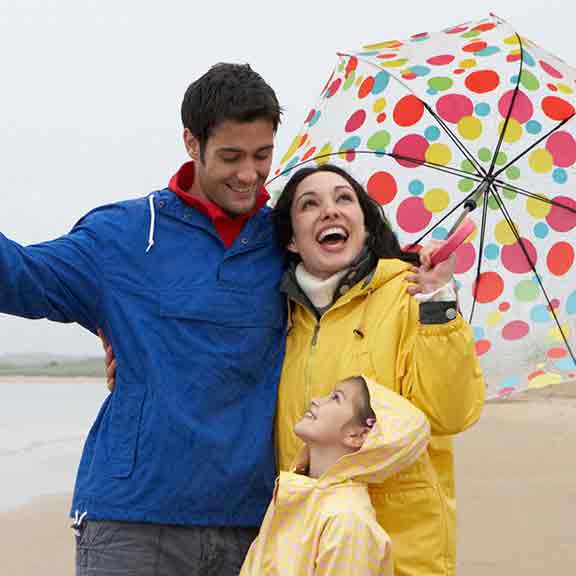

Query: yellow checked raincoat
[241,378,430,576]
[276,259,485,576]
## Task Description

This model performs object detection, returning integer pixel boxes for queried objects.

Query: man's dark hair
[181,63,282,159]
[273,163,420,266]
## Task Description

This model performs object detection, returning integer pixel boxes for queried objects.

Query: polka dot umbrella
[269,13,576,399]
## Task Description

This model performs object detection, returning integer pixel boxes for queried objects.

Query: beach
[1,377,575,575]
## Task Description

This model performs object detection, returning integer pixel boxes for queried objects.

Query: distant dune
[0,354,104,377]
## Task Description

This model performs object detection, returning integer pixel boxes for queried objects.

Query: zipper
[304,322,320,410]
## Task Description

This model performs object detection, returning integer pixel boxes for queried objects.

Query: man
[0,63,285,575]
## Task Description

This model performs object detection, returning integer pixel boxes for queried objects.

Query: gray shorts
[74,520,258,576]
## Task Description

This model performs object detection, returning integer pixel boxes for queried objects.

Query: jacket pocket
[107,382,146,479]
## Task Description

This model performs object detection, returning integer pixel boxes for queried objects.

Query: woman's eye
[301,200,316,210]
[337,194,353,203]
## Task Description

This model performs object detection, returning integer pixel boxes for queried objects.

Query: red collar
[168,161,269,248]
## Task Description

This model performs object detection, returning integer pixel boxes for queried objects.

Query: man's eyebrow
[217,145,274,154]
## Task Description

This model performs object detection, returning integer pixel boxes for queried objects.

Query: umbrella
[269,13,576,399]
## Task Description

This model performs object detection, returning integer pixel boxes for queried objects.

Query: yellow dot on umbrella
[526,194,551,218]
[557,83,573,95]
[486,311,503,327]
[548,323,571,342]
[380,58,409,68]
[504,35,520,45]
[466,227,477,243]
[528,372,563,389]
[499,118,523,143]
[425,143,452,166]
[529,149,553,173]
[373,98,387,113]
[315,143,333,165]
[494,219,518,245]
[280,134,304,164]
[363,40,402,50]
[423,188,450,212]
[355,76,364,86]
[459,58,477,69]
[458,116,483,140]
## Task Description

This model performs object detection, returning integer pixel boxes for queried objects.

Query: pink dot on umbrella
[367,171,398,205]
[305,109,315,123]
[326,78,342,98]
[358,77,375,99]
[501,238,538,274]
[446,25,468,34]
[475,340,491,356]
[436,93,474,123]
[345,110,367,132]
[454,242,476,274]
[502,320,530,341]
[465,70,500,94]
[473,271,504,303]
[498,90,533,124]
[393,134,429,168]
[542,96,575,121]
[545,131,576,167]
[546,196,576,232]
[499,302,511,312]
[427,54,455,66]
[539,60,563,79]
[550,299,560,309]
[396,197,432,233]
[393,95,425,127]
[548,347,568,359]
[547,241,575,276]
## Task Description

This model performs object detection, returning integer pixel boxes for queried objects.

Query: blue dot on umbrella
[372,71,390,94]
[498,375,521,389]
[409,65,431,77]
[285,156,300,172]
[526,120,542,134]
[409,179,424,195]
[523,51,536,66]
[424,126,441,141]
[478,46,501,57]
[473,326,485,340]
[427,88,438,96]
[475,103,491,117]
[553,168,568,184]
[555,357,576,371]
[432,227,448,240]
[309,111,321,127]
[484,244,500,260]
[534,222,549,238]
[531,305,552,323]
[340,136,361,151]
[567,290,576,314]
[511,75,519,84]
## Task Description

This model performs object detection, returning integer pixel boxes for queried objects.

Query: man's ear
[287,238,299,255]
[183,128,200,161]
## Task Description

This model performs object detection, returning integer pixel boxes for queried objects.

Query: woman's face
[288,171,367,279]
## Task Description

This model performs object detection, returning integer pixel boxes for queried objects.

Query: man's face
[184,119,274,216]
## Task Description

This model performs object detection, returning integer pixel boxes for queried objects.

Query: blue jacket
[0,188,286,526]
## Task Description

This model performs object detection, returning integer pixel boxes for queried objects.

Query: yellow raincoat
[241,378,430,576]
[276,259,485,576]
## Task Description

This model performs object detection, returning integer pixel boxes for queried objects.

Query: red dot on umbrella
[302,147,316,162]
[499,302,511,312]
[367,171,398,205]
[501,238,538,274]
[507,54,521,63]
[393,95,425,127]
[542,96,575,120]
[540,60,563,79]
[358,77,375,99]
[454,243,476,274]
[305,109,315,124]
[326,78,342,98]
[502,320,530,341]
[345,56,358,77]
[546,196,576,232]
[345,110,367,132]
[548,347,568,359]
[475,340,492,356]
[473,22,497,32]
[454,68,465,75]
[547,241,575,276]
[377,112,387,123]
[463,41,488,53]
[473,271,505,303]
[377,53,399,59]
[550,299,561,309]
[465,70,500,93]
[427,54,455,66]
[546,131,576,167]
[547,84,558,92]
[436,94,474,123]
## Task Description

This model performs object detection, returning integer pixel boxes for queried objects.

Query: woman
[273,163,485,576]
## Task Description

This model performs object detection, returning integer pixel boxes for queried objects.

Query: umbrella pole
[447,180,490,235]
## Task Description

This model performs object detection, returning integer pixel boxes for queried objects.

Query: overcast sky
[0,0,573,356]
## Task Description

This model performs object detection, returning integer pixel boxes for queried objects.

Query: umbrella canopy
[270,14,576,399]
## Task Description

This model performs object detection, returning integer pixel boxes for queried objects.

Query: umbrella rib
[490,186,576,366]
[266,150,484,187]
[468,184,491,325]
[492,180,576,214]
[487,32,524,177]
[492,114,576,179]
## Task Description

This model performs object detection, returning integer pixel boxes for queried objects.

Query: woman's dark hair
[181,63,282,160]
[272,163,420,265]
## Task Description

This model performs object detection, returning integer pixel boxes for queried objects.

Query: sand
[2,385,575,576]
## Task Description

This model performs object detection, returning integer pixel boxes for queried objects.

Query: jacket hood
[293,376,429,487]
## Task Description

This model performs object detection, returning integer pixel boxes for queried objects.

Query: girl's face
[288,171,367,279]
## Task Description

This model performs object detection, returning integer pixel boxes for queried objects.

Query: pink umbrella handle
[430,218,477,267]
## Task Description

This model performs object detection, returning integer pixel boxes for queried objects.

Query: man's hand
[97,329,117,392]
[406,240,456,296]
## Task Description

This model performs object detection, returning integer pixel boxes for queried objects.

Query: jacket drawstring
[146,194,156,253]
